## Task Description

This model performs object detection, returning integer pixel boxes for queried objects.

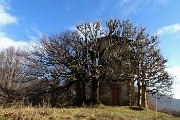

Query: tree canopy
[0,19,173,107]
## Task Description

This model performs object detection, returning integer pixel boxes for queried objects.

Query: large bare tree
[23,19,173,107]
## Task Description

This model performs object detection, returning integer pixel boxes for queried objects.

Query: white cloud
[0,0,22,50]
[0,32,29,50]
[167,66,180,80]
[157,24,180,35]
[0,0,32,50]
[166,66,180,99]
[0,1,18,26]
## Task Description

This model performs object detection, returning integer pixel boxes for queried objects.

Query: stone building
[98,36,135,106]
[99,76,135,106]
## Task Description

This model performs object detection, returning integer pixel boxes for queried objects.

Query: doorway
[112,87,119,105]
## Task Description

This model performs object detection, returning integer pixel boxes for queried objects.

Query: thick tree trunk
[141,81,147,108]
[75,79,82,105]
[130,74,135,106]
[91,78,101,105]
[90,48,101,105]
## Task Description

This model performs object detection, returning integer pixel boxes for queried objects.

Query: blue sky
[0,0,180,99]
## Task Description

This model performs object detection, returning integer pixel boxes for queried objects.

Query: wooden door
[112,87,119,105]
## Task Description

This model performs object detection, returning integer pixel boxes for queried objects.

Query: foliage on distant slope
[0,106,179,120]
[148,94,180,117]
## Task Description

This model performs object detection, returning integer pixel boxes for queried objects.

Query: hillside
[0,106,179,120]
[148,94,180,115]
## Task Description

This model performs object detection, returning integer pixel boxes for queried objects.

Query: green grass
[0,106,179,120]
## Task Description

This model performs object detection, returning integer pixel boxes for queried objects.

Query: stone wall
[99,79,132,106]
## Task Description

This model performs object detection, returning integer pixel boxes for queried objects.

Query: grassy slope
[0,106,179,120]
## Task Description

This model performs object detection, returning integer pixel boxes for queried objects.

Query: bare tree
[117,25,173,108]
[0,47,27,104]
[25,31,90,106]
[23,19,173,107]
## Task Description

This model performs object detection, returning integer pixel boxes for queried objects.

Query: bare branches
[0,19,173,107]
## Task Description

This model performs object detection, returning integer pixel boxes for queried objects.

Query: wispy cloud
[157,24,180,35]
[119,0,131,6]
[116,0,143,16]
[92,0,169,18]
[25,25,43,40]
[111,0,169,16]
[153,0,169,7]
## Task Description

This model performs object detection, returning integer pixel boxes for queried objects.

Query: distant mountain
[148,94,180,113]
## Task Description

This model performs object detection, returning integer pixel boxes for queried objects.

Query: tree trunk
[81,81,86,103]
[50,92,57,107]
[91,78,101,105]
[137,81,141,107]
[90,48,101,105]
[75,79,82,105]
[141,81,147,108]
[130,74,135,106]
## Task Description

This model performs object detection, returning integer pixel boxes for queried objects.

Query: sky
[0,0,180,99]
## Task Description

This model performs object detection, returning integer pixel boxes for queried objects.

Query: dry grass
[0,106,179,120]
